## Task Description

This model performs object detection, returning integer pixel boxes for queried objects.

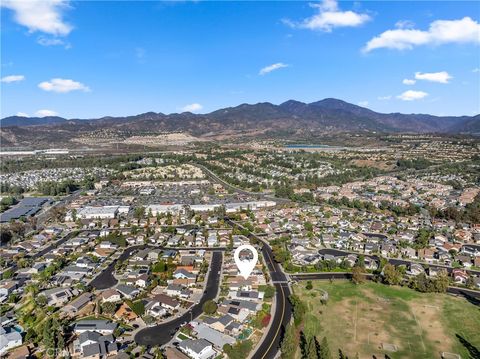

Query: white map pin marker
[234,244,258,279]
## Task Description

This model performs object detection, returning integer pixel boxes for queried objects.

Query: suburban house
[145,294,180,312]
[178,338,216,359]
[452,269,469,284]
[74,320,118,335]
[0,326,22,355]
[100,289,121,303]
[61,292,93,316]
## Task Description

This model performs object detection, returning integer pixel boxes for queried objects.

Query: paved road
[252,239,292,359]
[35,190,83,226]
[1,229,83,276]
[318,248,480,276]
[134,251,223,346]
[90,246,227,290]
[33,230,83,259]
[227,219,292,359]
[90,245,144,290]
[290,272,356,281]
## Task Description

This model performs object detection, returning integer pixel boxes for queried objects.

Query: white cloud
[181,103,203,112]
[415,71,452,83]
[473,68,480,73]
[38,78,90,93]
[1,0,72,36]
[397,90,428,101]
[1,75,25,83]
[35,109,58,117]
[377,95,392,100]
[16,112,29,117]
[37,36,70,48]
[395,20,415,29]
[283,0,370,32]
[357,101,369,107]
[363,17,480,52]
[402,79,416,85]
[259,63,289,75]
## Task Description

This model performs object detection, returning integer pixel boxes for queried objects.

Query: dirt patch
[409,297,452,354]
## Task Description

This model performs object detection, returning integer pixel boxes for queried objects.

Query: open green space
[293,280,480,359]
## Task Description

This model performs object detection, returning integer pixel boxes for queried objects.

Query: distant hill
[0,116,68,127]
[1,99,478,147]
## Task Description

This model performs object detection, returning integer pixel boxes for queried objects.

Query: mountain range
[1,99,478,147]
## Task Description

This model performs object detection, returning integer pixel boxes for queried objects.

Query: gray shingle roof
[179,338,212,354]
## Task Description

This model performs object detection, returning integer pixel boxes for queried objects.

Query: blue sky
[1,0,479,118]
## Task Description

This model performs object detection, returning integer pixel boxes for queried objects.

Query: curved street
[134,251,223,346]
[252,239,292,359]
[90,244,145,290]
[226,218,292,359]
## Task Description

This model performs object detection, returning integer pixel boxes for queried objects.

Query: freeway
[226,219,292,359]
[194,163,291,204]
[134,251,223,346]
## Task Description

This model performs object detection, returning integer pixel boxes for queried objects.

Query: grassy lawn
[294,280,480,359]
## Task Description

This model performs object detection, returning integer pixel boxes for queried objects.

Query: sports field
[294,281,480,359]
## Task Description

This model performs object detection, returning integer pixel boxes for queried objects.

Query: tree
[466,276,475,289]
[56,330,65,352]
[414,228,433,249]
[2,269,14,280]
[143,315,156,326]
[289,294,306,326]
[101,302,117,315]
[129,300,145,316]
[383,264,402,285]
[434,272,450,293]
[262,285,275,299]
[280,323,297,359]
[42,317,64,357]
[134,206,145,219]
[306,335,318,359]
[306,280,313,290]
[351,266,365,285]
[152,260,167,272]
[36,295,48,307]
[223,340,253,359]
[318,337,331,359]
[202,300,217,315]
[356,255,365,269]
[43,318,56,355]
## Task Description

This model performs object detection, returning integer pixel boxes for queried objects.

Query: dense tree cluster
[0,183,25,194]
[428,194,480,224]
[396,158,433,170]
[202,300,217,315]
[382,263,404,285]
[37,180,79,196]
[408,273,449,293]
[41,317,66,358]
[223,340,253,359]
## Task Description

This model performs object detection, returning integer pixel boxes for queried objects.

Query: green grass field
[294,281,480,359]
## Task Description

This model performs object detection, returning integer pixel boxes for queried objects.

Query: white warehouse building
[75,206,120,220]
